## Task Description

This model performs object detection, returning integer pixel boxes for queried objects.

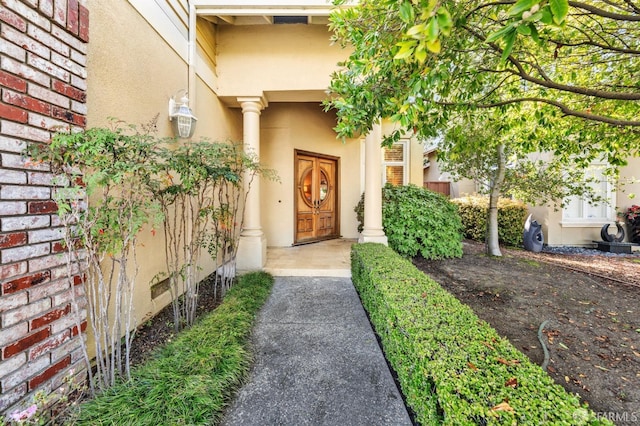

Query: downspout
[188,3,197,109]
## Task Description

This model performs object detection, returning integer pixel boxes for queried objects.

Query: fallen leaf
[547,366,557,373]
[565,376,570,383]
[559,342,569,350]
[504,377,518,388]
[483,341,496,351]
[491,401,514,413]
[497,358,520,366]
[594,365,610,371]
[467,362,478,371]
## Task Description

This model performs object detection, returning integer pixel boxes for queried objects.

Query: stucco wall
[216,24,346,98]
[87,1,241,324]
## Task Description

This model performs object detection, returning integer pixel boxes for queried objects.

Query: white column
[236,97,267,271]
[359,123,388,245]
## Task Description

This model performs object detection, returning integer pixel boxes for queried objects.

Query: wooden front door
[295,150,339,244]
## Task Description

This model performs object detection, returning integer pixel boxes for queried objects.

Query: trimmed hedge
[452,196,529,247]
[351,243,610,426]
[73,272,274,425]
[356,184,463,259]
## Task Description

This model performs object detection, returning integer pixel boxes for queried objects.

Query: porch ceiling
[192,0,349,25]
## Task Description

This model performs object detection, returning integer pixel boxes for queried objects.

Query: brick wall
[0,0,88,416]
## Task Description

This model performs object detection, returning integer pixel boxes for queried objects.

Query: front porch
[263,239,355,277]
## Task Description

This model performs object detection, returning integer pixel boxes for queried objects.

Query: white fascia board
[128,0,188,61]
[196,51,219,93]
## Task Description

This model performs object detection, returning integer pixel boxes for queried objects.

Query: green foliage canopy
[326,0,640,166]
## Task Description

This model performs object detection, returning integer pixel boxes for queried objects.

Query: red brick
[72,274,84,286]
[3,328,50,359]
[51,241,65,253]
[0,104,28,122]
[51,106,85,126]
[0,232,27,249]
[0,6,27,32]
[3,270,51,294]
[71,320,86,336]
[3,90,51,116]
[52,80,85,102]
[31,305,70,330]
[28,200,58,214]
[66,0,78,35]
[28,355,70,389]
[0,71,27,92]
[78,5,88,42]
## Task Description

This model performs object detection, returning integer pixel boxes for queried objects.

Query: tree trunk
[486,143,506,257]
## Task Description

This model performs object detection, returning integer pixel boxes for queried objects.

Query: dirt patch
[413,241,640,424]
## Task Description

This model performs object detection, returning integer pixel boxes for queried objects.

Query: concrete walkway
[221,276,412,426]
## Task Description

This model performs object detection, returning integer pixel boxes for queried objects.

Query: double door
[295,150,339,244]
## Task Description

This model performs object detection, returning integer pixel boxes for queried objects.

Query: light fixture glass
[169,90,197,139]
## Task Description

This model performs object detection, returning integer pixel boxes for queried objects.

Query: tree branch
[463,25,640,100]
[466,97,640,126]
[568,1,640,21]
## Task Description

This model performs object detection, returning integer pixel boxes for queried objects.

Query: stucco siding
[216,24,346,98]
[88,0,241,325]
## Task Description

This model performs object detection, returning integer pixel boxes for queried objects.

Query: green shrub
[452,196,529,247]
[351,243,610,426]
[355,184,463,259]
[72,272,274,426]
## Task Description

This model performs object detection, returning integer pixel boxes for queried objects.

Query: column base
[358,233,388,245]
[236,234,267,272]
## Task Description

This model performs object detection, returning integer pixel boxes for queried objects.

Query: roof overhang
[191,0,355,25]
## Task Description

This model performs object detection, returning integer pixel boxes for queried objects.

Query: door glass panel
[319,170,329,202]
[301,169,313,204]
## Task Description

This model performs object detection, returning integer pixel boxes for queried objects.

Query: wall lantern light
[169,90,197,139]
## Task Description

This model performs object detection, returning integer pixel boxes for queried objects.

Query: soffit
[191,0,347,25]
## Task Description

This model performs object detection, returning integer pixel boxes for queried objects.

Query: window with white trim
[382,140,409,186]
[562,163,615,224]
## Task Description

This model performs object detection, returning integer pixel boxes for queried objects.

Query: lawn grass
[71,271,273,425]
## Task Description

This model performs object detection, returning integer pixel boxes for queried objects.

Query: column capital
[238,96,268,113]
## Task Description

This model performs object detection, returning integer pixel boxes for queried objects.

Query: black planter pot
[627,219,640,244]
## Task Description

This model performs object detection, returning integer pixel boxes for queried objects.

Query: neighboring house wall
[424,151,640,247]
[423,151,476,198]
[0,0,89,414]
[531,157,640,246]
